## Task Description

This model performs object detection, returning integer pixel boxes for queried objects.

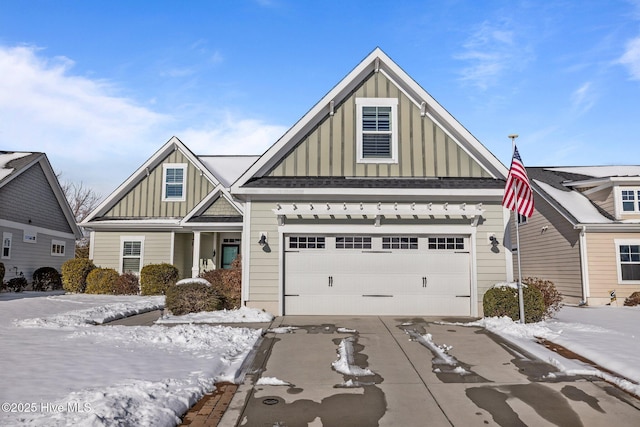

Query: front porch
[173,230,242,279]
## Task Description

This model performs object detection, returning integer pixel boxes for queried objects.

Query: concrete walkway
[221,316,640,427]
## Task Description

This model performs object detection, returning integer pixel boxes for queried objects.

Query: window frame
[382,236,419,250]
[288,236,326,250]
[162,163,187,202]
[120,236,145,275]
[51,239,66,257]
[619,188,640,214]
[615,239,640,284]
[427,236,465,251]
[336,236,372,250]
[2,232,12,259]
[355,98,398,164]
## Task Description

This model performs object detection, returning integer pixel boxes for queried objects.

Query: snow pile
[175,277,212,286]
[256,377,290,386]
[331,336,375,377]
[267,326,299,334]
[156,306,274,324]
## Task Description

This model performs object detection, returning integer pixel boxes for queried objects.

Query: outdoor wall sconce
[258,232,267,247]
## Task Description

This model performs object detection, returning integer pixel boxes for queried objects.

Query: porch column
[191,231,201,278]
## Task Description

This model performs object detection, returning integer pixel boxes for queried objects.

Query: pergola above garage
[273,202,484,226]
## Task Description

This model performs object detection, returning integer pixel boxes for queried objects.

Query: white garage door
[284,235,471,315]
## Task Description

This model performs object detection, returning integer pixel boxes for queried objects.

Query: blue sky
[2,0,640,196]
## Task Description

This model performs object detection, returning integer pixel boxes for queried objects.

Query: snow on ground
[0,292,266,426]
[156,306,274,324]
[462,305,640,396]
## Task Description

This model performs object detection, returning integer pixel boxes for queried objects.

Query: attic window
[162,164,187,202]
[356,98,398,163]
[621,189,640,213]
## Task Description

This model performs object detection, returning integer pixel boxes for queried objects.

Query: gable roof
[528,166,640,226]
[199,155,259,187]
[0,151,83,238]
[232,47,508,194]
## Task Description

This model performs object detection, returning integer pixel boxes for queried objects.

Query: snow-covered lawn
[0,292,270,426]
[465,305,640,396]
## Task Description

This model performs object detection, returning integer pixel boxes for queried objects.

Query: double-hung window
[2,232,11,259]
[616,240,640,282]
[621,189,640,213]
[121,237,144,274]
[356,98,398,163]
[162,164,187,201]
[51,239,66,256]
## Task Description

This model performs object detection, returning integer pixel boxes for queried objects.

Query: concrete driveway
[221,316,640,426]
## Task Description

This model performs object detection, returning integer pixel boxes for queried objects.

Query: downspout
[578,225,590,304]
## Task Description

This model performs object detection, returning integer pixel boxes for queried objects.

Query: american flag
[502,146,534,218]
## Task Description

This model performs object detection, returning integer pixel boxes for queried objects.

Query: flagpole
[509,134,526,324]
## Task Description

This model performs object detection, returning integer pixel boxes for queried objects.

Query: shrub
[85,268,120,294]
[7,275,28,293]
[113,273,140,295]
[483,283,545,323]
[32,267,62,291]
[522,277,563,318]
[0,262,5,284]
[140,263,179,295]
[199,256,242,309]
[165,279,222,315]
[61,258,96,293]
[624,291,640,306]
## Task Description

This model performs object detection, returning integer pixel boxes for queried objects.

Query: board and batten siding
[103,150,214,218]
[92,231,172,273]
[267,71,489,179]
[586,232,640,304]
[510,195,583,303]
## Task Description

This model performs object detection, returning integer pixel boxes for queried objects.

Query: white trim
[2,232,12,259]
[119,236,145,275]
[0,219,80,241]
[162,163,188,202]
[469,229,478,317]
[278,230,284,316]
[614,238,640,285]
[169,231,176,265]
[355,97,398,164]
[579,226,590,299]
[503,206,514,282]
[233,187,506,198]
[22,226,37,244]
[615,186,640,219]
[51,239,66,257]
[241,200,252,306]
[89,230,96,260]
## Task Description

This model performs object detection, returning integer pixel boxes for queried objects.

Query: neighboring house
[512,166,640,306]
[231,48,512,316]
[0,151,82,283]
[81,138,258,279]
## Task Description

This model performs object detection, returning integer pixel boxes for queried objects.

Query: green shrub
[85,268,120,294]
[140,263,179,295]
[61,258,96,293]
[199,256,241,309]
[483,283,545,323]
[522,277,563,318]
[113,273,139,295]
[32,267,62,291]
[624,291,640,306]
[0,262,5,285]
[165,279,222,315]
[7,275,28,292]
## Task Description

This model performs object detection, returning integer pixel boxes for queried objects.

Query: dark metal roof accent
[187,215,243,223]
[243,176,505,189]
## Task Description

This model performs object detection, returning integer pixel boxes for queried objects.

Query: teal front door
[221,245,239,269]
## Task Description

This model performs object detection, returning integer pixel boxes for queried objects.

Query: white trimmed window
[356,98,398,163]
[616,240,640,283]
[336,236,372,249]
[51,239,66,256]
[162,164,187,201]
[382,236,418,250]
[2,232,11,259]
[620,188,640,213]
[121,237,144,274]
[428,237,465,250]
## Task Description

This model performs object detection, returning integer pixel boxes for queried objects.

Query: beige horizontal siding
[92,231,172,273]
[248,202,281,302]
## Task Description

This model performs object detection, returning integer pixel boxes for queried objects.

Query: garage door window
[428,237,464,250]
[336,236,372,249]
[382,236,418,249]
[289,236,325,249]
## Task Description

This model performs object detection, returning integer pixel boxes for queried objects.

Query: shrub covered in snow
[483,283,545,323]
[32,267,62,291]
[624,291,640,306]
[7,275,28,292]
[113,273,140,295]
[62,258,96,293]
[199,256,242,309]
[140,263,179,295]
[522,277,562,318]
[165,279,222,315]
[85,268,120,294]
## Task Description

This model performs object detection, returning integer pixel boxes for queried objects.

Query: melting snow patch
[267,326,299,334]
[157,306,274,324]
[337,327,357,333]
[257,377,290,386]
[332,337,375,377]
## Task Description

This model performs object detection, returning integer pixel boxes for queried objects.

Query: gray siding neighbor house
[0,151,82,283]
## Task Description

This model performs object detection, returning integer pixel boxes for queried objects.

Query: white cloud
[455,20,532,90]
[619,36,640,80]
[571,81,596,114]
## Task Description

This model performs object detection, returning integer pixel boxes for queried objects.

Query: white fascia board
[232,187,504,198]
[83,136,220,223]
[575,223,640,232]
[185,223,243,230]
[82,220,182,231]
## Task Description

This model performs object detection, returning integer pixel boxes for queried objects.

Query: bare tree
[58,174,102,258]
